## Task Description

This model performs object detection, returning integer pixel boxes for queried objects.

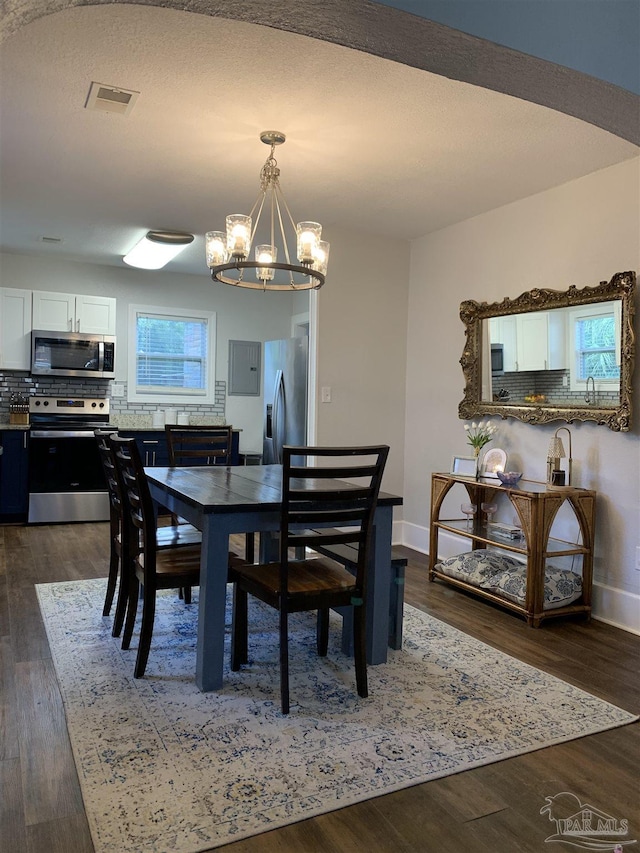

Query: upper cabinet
[516,310,566,372]
[0,289,118,372]
[489,311,566,373]
[516,312,548,371]
[0,288,32,370]
[489,315,517,371]
[32,291,116,336]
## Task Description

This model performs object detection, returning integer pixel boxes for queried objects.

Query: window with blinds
[568,301,621,393]
[575,314,619,380]
[128,305,216,403]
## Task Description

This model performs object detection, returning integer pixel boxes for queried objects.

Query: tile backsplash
[0,372,227,424]
[491,369,620,406]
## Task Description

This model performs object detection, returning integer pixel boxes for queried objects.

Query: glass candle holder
[226,214,252,259]
[205,231,228,267]
[255,244,277,280]
[296,221,322,264]
[312,240,330,276]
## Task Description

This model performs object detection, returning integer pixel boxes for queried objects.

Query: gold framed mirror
[458,271,636,432]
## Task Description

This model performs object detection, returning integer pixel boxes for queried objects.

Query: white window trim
[568,303,619,393]
[127,304,216,404]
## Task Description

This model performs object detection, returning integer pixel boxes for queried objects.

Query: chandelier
[206,131,329,291]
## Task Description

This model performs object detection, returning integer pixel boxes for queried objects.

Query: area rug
[36,578,637,853]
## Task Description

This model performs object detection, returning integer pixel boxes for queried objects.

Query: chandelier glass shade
[206,131,328,291]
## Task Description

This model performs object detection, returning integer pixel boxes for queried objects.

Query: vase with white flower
[464,420,498,458]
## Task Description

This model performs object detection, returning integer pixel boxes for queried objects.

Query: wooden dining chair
[230,444,389,714]
[95,429,125,623]
[165,424,233,467]
[95,430,202,637]
[165,424,255,563]
[108,434,245,678]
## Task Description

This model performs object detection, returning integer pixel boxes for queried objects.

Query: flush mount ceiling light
[123,231,194,270]
[206,131,329,291]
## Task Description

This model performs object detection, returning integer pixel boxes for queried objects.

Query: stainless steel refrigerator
[263,337,309,464]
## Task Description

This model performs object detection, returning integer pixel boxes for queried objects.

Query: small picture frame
[481,447,507,478]
[450,455,478,478]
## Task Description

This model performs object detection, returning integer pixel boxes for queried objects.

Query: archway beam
[1,0,638,144]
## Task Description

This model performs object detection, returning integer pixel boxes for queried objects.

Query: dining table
[145,464,403,692]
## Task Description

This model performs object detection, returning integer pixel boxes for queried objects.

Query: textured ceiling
[0,4,637,277]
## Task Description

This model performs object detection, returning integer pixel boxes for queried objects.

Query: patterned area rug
[36,578,637,853]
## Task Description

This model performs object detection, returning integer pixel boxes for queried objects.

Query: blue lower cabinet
[0,430,29,519]
[118,430,239,466]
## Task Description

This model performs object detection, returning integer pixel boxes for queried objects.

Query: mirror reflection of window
[568,302,620,394]
[576,314,618,379]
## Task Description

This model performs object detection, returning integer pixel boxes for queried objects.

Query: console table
[428,473,596,626]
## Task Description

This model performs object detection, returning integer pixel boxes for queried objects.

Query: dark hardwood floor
[1,523,638,852]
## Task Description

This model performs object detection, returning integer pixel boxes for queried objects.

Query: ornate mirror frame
[458,271,636,432]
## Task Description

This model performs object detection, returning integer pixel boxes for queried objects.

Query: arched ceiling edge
[2,0,638,144]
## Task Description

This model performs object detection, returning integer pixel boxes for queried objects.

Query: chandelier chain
[259,143,280,192]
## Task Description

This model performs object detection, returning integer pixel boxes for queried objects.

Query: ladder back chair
[109,435,245,678]
[95,429,125,624]
[165,424,255,563]
[165,424,233,466]
[230,444,389,714]
[95,430,202,637]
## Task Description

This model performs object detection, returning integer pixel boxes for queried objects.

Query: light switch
[321,386,332,403]
[111,383,124,398]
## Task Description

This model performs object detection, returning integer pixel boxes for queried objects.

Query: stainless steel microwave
[31,330,116,378]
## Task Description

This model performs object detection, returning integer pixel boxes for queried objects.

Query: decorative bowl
[497,471,523,487]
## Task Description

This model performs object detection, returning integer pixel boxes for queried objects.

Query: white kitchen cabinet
[516,311,566,372]
[32,291,116,335]
[489,315,517,372]
[0,288,32,370]
[516,312,548,371]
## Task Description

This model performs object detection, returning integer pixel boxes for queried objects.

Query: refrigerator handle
[273,369,285,464]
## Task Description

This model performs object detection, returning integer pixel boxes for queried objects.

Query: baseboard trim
[591,582,640,635]
[392,519,406,546]
[400,521,429,554]
[397,520,640,636]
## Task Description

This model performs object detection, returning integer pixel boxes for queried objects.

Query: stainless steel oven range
[28,396,111,524]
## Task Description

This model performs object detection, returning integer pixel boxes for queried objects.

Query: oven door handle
[30,430,98,438]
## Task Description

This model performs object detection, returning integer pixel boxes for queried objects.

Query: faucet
[585,376,596,404]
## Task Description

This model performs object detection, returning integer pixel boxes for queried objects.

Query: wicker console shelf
[428,472,596,627]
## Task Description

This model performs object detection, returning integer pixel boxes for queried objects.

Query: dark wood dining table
[145,464,403,692]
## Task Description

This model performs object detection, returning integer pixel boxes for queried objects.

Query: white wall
[404,157,640,632]
[0,252,298,452]
[314,226,410,501]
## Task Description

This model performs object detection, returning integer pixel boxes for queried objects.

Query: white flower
[464,419,497,450]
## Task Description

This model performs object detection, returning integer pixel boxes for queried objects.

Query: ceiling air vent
[85,82,139,116]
